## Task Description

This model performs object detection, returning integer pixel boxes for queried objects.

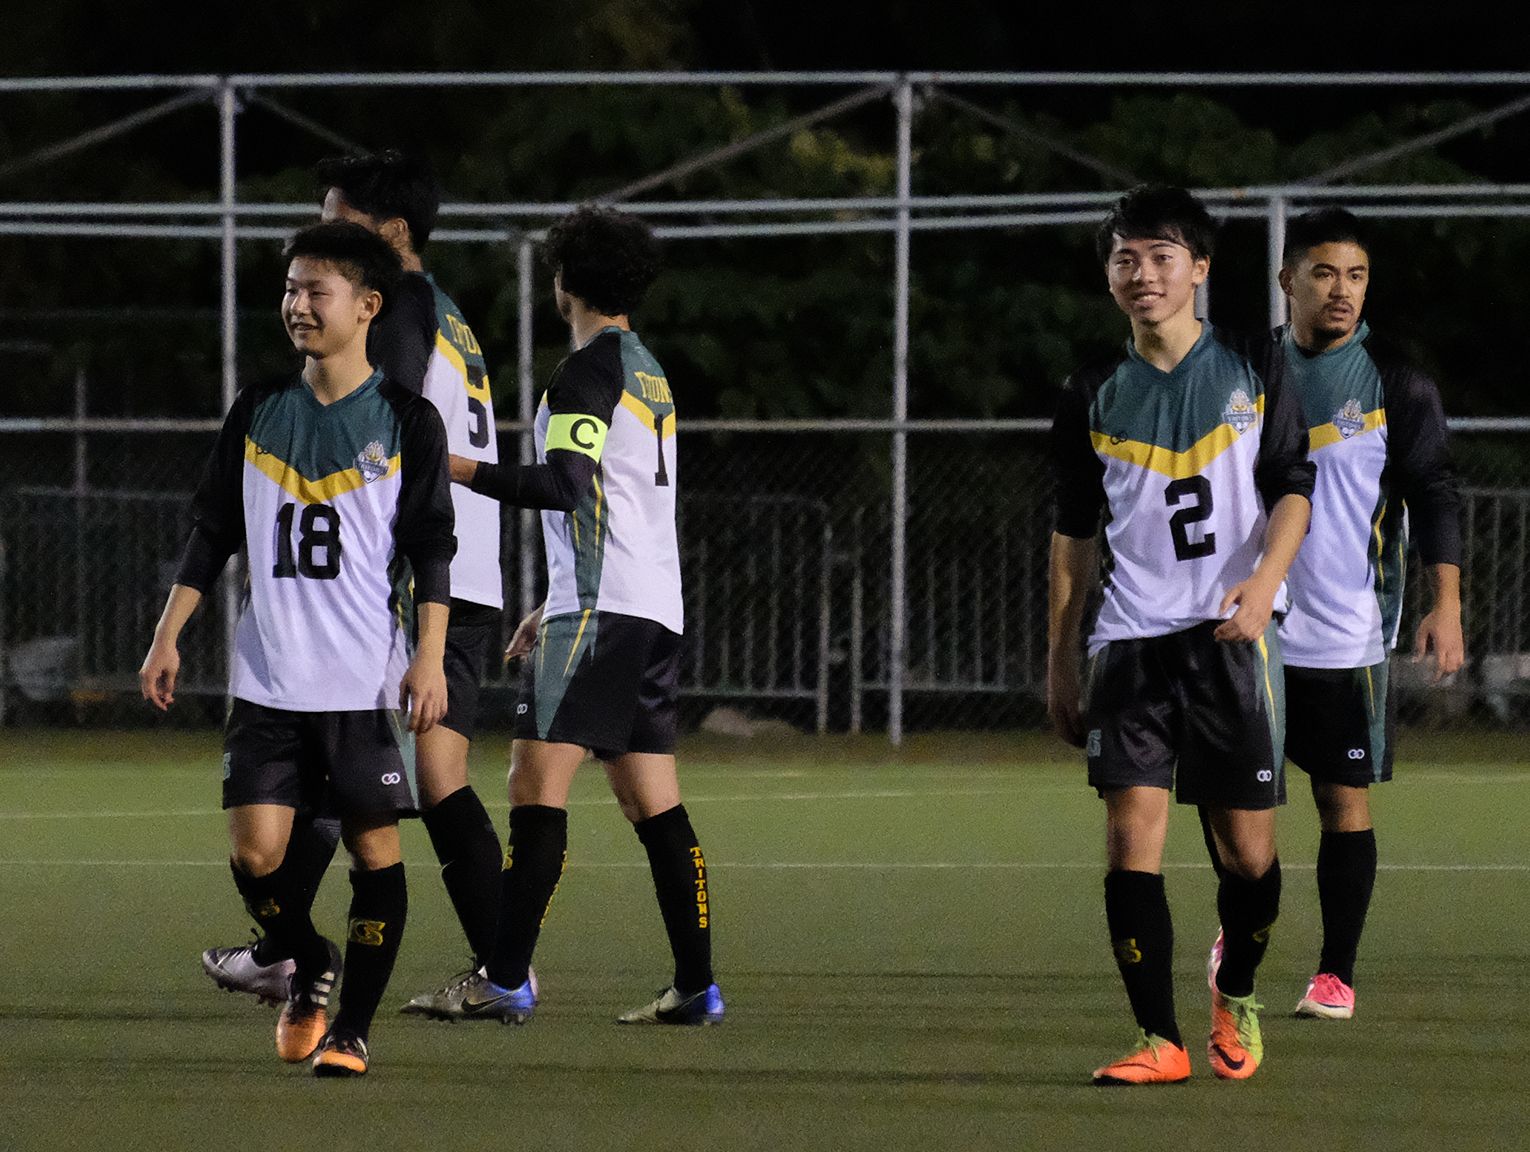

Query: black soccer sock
[1316,829,1376,986]
[635,805,714,995]
[230,856,331,977]
[1198,807,1228,879]
[1215,858,1282,998]
[250,816,342,966]
[332,862,408,1043]
[1103,870,1180,1046]
[422,786,503,966]
[486,805,568,990]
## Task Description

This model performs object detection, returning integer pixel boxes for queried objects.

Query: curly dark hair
[542,206,661,317]
[282,221,403,306]
[316,149,441,252]
[1095,184,1217,264]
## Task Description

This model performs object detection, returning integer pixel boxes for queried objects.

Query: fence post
[817,518,832,734]
[889,77,913,747]
[219,78,241,688]
[1267,195,1288,329]
[517,233,537,617]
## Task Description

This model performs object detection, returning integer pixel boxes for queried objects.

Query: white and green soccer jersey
[175,371,457,711]
[370,271,503,610]
[469,327,682,634]
[1278,321,1461,669]
[1053,326,1315,655]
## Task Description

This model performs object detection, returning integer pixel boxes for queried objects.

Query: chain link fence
[2,424,1526,733]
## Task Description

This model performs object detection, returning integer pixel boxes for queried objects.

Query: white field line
[0,859,1524,872]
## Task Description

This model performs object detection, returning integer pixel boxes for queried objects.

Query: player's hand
[139,641,180,711]
[1214,576,1279,643]
[1046,653,1086,748]
[400,656,448,734]
[448,455,478,485]
[1413,606,1465,684]
[504,605,544,662]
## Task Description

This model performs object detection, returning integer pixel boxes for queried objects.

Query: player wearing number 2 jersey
[1047,187,1314,1086]
[141,223,456,1077]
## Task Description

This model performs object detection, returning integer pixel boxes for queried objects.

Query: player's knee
[1219,841,1277,880]
[230,843,284,878]
[1313,783,1370,832]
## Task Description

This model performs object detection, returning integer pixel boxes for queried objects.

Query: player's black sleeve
[468,334,624,511]
[1253,337,1316,510]
[1051,370,1107,539]
[174,387,257,591]
[394,393,457,606]
[1383,363,1462,567]
[367,273,436,395]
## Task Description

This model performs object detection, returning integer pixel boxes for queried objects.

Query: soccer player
[200,151,506,1013]
[140,222,457,1076]
[429,206,723,1026]
[1047,186,1315,1084]
[1269,206,1463,1019]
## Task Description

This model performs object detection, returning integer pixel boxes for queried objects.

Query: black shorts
[440,598,501,741]
[1083,620,1286,810]
[222,699,418,817]
[1285,661,1395,786]
[514,610,681,760]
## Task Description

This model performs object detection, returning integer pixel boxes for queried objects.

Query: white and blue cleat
[617,983,725,1026]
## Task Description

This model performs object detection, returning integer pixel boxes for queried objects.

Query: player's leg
[311,709,418,1076]
[606,751,723,1025]
[1084,637,1189,1085]
[415,603,503,967]
[1183,622,1286,1080]
[1286,662,1388,1018]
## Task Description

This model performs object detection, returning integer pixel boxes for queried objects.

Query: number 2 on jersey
[273,502,343,579]
[1164,476,1216,561]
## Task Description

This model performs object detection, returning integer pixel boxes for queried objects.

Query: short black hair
[1095,184,1217,264]
[316,149,441,252]
[282,221,403,306]
[542,206,662,317]
[1282,206,1370,265]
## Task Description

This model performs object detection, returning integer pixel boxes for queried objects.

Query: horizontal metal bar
[11,72,1530,93]
[5,416,1527,435]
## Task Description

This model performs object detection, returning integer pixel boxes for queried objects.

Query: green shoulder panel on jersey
[1088,328,1268,480]
[617,330,676,439]
[245,372,403,505]
[426,274,490,399]
[1284,321,1387,452]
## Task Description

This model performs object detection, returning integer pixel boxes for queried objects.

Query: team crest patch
[1224,390,1257,434]
[356,440,389,483]
[1333,398,1366,439]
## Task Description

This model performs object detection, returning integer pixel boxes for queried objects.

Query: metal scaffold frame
[6,70,1530,740]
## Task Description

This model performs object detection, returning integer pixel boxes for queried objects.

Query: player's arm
[140,392,252,709]
[368,276,434,394]
[1389,366,1465,681]
[395,399,457,733]
[453,353,622,510]
[1218,360,1316,643]
[1047,375,1106,747]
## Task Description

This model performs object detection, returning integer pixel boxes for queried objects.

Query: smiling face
[281,257,380,359]
[1105,233,1209,329]
[1281,240,1369,348]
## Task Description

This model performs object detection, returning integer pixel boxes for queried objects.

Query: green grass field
[2,729,1527,1151]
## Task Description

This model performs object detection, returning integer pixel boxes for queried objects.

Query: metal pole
[1267,196,1288,329]
[74,364,87,682]
[517,234,537,617]
[219,80,240,686]
[889,78,913,746]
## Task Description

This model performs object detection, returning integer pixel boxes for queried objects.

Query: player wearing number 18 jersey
[1048,187,1314,1085]
[141,223,457,1077]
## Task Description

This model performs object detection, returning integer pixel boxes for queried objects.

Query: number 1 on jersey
[654,411,670,487]
[273,502,343,579]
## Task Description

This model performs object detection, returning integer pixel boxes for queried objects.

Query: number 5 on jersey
[273,501,343,579]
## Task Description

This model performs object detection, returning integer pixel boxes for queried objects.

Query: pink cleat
[1294,973,1355,1019]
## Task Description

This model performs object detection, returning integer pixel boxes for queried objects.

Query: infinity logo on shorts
[1347,748,1366,760]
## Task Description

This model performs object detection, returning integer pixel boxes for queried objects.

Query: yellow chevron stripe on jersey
[244,437,399,504]
[618,391,678,437]
[1090,395,1265,479]
[1308,408,1386,453]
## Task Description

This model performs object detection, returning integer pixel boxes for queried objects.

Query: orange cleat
[275,940,340,1063]
[1208,988,1264,1080]
[1092,1031,1192,1086]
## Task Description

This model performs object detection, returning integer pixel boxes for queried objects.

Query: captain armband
[546,413,609,462]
